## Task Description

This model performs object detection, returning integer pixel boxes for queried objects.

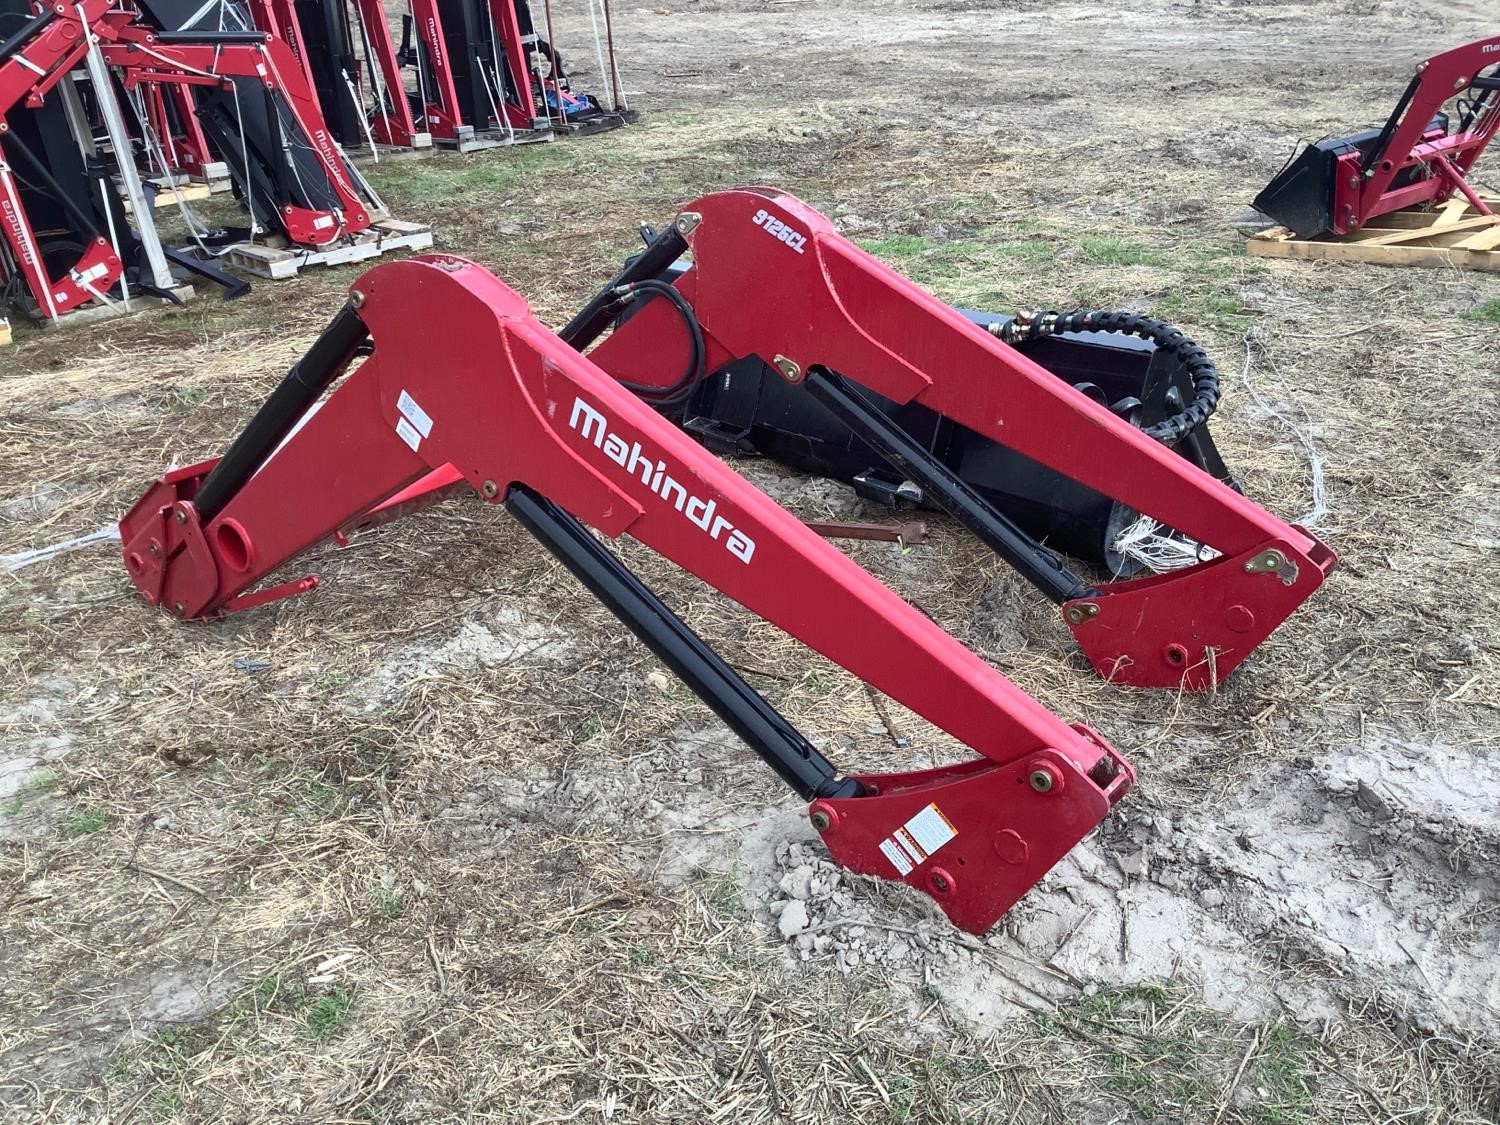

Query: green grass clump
[1462,298,1500,324]
[304,988,356,1041]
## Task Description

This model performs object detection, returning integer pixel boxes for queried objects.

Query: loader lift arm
[579,188,1338,690]
[1253,36,1500,238]
[119,253,1134,935]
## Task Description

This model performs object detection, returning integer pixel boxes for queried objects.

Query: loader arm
[584,188,1338,690]
[0,0,125,317]
[119,254,1134,935]
[1352,36,1500,228]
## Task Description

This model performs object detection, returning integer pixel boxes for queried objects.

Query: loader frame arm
[583,188,1338,690]
[1345,36,1500,232]
[119,254,1135,935]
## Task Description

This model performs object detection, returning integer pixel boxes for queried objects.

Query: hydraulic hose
[993,310,1221,444]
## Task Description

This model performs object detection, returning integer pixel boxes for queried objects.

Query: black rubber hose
[993,310,1221,444]
[609,278,707,407]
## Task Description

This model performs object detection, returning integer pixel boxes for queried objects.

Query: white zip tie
[1241,330,1331,528]
[3,524,120,573]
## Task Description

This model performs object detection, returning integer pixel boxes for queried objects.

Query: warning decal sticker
[878,803,957,876]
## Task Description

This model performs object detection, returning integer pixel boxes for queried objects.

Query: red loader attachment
[119,254,1134,935]
[581,190,1338,690]
[1254,36,1500,239]
[0,0,383,320]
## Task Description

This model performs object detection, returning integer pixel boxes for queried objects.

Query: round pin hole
[125,551,145,576]
[1164,643,1189,667]
[215,519,254,573]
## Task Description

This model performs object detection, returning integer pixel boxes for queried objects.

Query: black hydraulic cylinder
[559,224,689,348]
[804,367,1096,605]
[506,485,861,802]
[0,10,52,64]
[193,303,368,522]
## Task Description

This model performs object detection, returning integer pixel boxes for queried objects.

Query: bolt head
[1028,768,1054,793]
[172,602,185,615]
[809,810,831,832]
[349,289,366,308]
[931,873,950,892]
[174,510,187,524]
[481,480,499,499]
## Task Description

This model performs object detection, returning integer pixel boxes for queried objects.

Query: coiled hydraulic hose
[607,278,708,408]
[992,311,1221,444]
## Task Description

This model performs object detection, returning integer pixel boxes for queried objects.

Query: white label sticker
[904,804,957,856]
[314,214,335,230]
[395,416,422,452]
[397,389,434,438]
[879,838,914,876]
[876,803,957,876]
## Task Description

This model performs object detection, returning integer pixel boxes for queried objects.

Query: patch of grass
[290,779,342,820]
[1253,1022,1317,1123]
[2,767,56,816]
[304,988,355,1041]
[705,872,740,915]
[1079,236,1165,267]
[151,1090,185,1120]
[62,806,108,837]
[1156,289,1256,330]
[373,887,404,922]
[366,143,576,203]
[1462,298,1500,324]
[856,235,985,282]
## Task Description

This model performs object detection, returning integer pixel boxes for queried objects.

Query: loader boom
[119,254,1134,935]
[584,189,1338,689]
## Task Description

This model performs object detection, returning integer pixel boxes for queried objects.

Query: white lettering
[751,208,807,255]
[567,397,757,564]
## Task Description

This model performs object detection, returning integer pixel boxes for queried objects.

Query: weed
[706,873,740,915]
[62,806,107,837]
[1462,298,1500,324]
[304,988,355,1041]
[151,1089,185,1120]
[373,888,404,921]
[2,768,56,817]
[889,1076,917,1121]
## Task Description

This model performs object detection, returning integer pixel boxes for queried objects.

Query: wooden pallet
[221,218,434,280]
[123,176,215,212]
[1248,196,1500,271]
[37,286,196,329]
[345,137,437,167]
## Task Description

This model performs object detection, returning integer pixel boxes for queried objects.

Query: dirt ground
[3,0,1499,1121]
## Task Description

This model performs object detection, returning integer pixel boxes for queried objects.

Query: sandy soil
[1,0,1498,1121]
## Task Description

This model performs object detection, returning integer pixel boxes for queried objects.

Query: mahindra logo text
[425,18,443,66]
[0,199,35,267]
[569,398,756,564]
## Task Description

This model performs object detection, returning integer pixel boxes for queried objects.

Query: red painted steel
[587,188,1339,689]
[0,0,371,318]
[1328,36,1500,235]
[118,255,1136,933]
